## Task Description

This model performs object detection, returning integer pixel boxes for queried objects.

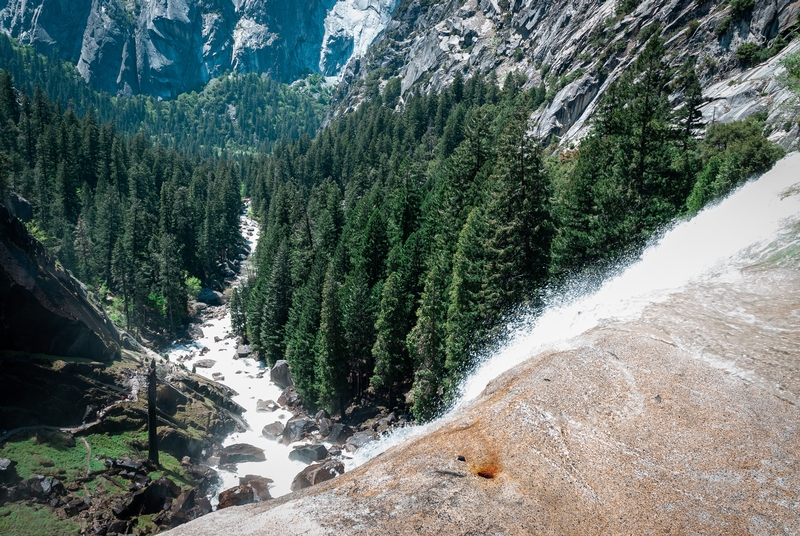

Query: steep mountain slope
[337,0,800,145]
[0,0,398,98]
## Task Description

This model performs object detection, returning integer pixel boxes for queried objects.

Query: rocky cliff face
[336,0,800,146]
[0,203,123,362]
[0,0,398,98]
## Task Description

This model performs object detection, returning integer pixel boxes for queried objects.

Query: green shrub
[730,0,755,17]
[186,275,202,299]
[736,42,761,64]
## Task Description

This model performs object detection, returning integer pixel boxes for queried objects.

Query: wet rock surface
[289,460,345,493]
[269,360,293,389]
[218,444,266,465]
[165,324,800,534]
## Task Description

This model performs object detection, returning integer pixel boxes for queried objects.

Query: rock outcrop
[0,203,122,361]
[335,0,800,147]
[0,0,399,98]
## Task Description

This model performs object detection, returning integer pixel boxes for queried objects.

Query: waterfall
[347,152,800,469]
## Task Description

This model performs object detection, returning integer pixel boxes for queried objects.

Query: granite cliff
[0,0,399,98]
[336,0,800,146]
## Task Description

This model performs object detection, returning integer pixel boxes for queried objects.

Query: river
[168,205,307,501]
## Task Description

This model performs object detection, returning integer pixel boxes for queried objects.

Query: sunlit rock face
[320,0,399,76]
[0,0,397,98]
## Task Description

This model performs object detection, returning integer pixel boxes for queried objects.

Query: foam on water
[350,153,800,469]
[168,207,309,502]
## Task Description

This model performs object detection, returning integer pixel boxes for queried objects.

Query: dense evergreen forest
[0,69,243,334]
[234,36,785,420]
[0,34,329,157]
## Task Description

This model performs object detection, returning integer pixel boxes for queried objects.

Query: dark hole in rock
[457,456,466,462]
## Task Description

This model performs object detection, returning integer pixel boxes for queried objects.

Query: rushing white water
[349,153,800,469]
[169,208,306,501]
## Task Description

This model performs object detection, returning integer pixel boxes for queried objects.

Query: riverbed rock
[262,422,285,441]
[197,288,223,306]
[194,359,216,369]
[318,418,332,437]
[326,424,354,446]
[217,484,255,509]
[281,416,318,444]
[277,386,301,408]
[289,460,344,492]
[270,360,293,389]
[239,475,273,502]
[218,444,266,465]
[212,372,225,381]
[345,431,376,453]
[236,344,252,358]
[288,444,329,464]
[256,399,279,412]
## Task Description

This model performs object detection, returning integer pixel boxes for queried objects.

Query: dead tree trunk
[147,358,159,465]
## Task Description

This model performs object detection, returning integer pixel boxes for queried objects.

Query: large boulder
[281,416,318,444]
[218,444,266,465]
[270,360,293,389]
[256,399,279,412]
[194,359,216,369]
[239,475,273,501]
[217,484,255,509]
[290,460,344,492]
[262,422,285,441]
[326,424,354,446]
[288,444,329,464]
[236,344,252,358]
[277,386,301,408]
[197,288,223,306]
[345,431,376,453]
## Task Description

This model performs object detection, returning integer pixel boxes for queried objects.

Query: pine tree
[314,248,348,413]
[260,239,292,365]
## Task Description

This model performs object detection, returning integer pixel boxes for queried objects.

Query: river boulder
[270,360,293,388]
[290,460,344,492]
[218,444,266,465]
[239,475,273,501]
[217,484,255,509]
[288,444,328,464]
[282,416,317,444]
[262,422,285,441]
[194,359,216,369]
[344,431,376,453]
[277,386,301,408]
[326,424,354,446]
[197,288,223,306]
[256,399,279,412]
